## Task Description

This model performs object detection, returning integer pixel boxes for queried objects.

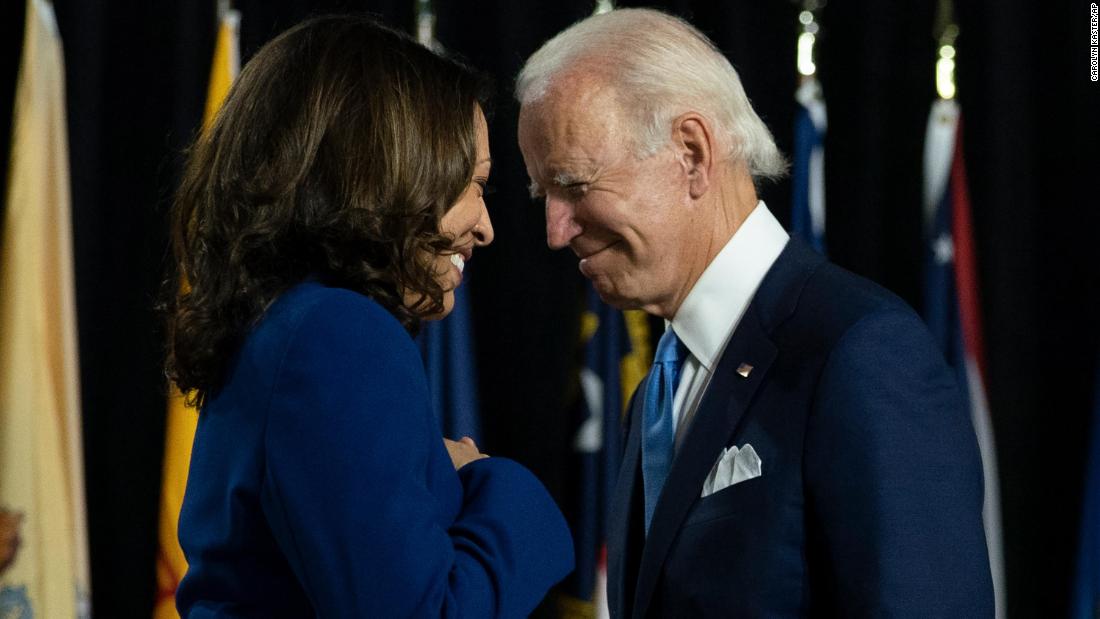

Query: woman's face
[421,105,494,320]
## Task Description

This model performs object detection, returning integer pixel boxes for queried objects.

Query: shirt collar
[670,201,789,371]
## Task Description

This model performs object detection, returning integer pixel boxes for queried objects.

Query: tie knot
[654,328,686,367]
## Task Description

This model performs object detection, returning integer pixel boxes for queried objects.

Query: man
[516,8,993,618]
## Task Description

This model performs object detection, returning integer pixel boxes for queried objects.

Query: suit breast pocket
[682,474,767,529]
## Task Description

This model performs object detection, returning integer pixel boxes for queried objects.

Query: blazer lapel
[621,238,823,618]
[630,295,778,618]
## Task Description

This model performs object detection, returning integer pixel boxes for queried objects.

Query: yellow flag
[153,8,240,619]
[202,8,241,133]
[0,0,91,617]
[620,310,650,410]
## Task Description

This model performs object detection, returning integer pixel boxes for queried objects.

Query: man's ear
[672,113,713,199]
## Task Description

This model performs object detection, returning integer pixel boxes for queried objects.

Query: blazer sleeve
[804,308,994,617]
[258,292,573,618]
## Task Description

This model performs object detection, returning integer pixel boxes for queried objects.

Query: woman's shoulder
[209,281,427,426]
[267,281,403,334]
[249,281,417,364]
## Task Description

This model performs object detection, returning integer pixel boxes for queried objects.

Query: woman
[164,15,573,618]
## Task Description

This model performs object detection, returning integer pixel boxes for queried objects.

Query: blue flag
[1072,356,1100,619]
[417,283,480,442]
[791,77,827,254]
[555,284,649,615]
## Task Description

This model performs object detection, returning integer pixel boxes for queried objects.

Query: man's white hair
[516,8,787,182]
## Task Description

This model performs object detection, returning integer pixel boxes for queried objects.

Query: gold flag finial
[934,0,960,100]
[796,0,825,78]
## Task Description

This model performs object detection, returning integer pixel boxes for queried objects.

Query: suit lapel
[627,238,824,617]
[631,304,777,617]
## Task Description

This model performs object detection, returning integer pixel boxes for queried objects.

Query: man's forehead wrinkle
[545,106,623,177]
[521,69,626,196]
[542,71,622,129]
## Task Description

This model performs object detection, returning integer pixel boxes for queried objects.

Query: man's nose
[545,196,581,250]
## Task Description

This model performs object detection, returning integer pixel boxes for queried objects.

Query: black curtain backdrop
[1,1,1097,617]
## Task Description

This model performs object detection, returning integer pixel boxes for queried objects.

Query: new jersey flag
[155,8,240,618]
[922,97,1005,619]
[0,0,91,616]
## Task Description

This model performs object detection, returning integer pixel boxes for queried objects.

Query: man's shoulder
[810,259,912,318]
[763,242,922,348]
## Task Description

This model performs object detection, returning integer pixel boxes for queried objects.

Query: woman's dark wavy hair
[164,15,489,407]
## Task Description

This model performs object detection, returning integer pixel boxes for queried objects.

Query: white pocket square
[701,443,762,498]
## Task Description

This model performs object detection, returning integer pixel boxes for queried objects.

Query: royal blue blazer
[608,239,994,618]
[176,282,573,618]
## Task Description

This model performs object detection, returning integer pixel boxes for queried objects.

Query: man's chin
[590,279,643,311]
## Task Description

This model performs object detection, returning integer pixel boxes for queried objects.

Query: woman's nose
[473,206,494,246]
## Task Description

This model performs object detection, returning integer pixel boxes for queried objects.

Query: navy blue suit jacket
[176,282,573,618]
[607,239,993,618]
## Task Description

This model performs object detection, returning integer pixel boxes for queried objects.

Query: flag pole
[790,0,828,253]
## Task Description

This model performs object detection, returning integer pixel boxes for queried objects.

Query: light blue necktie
[641,327,686,534]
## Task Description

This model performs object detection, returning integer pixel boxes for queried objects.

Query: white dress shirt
[668,201,789,448]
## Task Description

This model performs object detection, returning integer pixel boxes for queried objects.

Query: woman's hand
[444,436,488,470]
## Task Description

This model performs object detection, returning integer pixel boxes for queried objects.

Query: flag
[922,97,1005,618]
[154,8,240,619]
[791,77,827,254]
[0,0,91,617]
[201,7,241,134]
[552,284,650,618]
[1071,355,1100,618]
[417,283,481,442]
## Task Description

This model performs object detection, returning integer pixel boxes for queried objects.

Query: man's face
[518,84,697,315]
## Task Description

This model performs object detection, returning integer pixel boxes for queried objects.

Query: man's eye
[565,183,588,197]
